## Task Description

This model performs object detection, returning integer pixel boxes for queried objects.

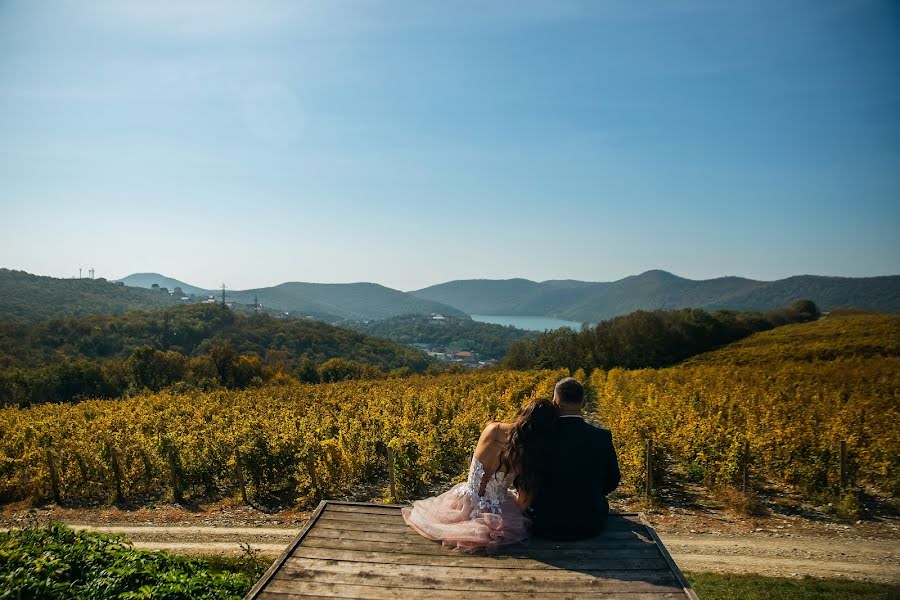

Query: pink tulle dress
[401,455,530,553]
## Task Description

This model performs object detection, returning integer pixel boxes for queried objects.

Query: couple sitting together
[402,377,621,552]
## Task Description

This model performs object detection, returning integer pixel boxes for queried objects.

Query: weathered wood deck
[245,501,699,599]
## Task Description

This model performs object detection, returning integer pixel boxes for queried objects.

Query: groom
[529,377,621,540]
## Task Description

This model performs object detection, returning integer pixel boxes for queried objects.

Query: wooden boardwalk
[245,501,699,599]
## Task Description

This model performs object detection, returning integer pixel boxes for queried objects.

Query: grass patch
[195,549,273,584]
[685,572,900,600]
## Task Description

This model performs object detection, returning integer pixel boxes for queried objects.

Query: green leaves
[0,523,251,600]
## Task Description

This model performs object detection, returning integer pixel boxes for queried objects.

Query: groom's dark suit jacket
[529,416,620,541]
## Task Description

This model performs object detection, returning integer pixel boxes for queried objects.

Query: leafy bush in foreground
[0,523,250,600]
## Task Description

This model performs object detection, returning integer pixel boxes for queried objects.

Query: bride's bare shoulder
[479,421,512,442]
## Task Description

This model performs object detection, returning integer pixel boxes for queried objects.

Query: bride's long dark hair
[498,398,558,498]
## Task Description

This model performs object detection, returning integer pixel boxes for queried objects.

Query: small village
[407,314,499,368]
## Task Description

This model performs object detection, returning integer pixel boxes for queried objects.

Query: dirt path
[55,523,899,584]
[4,499,898,583]
[663,535,898,582]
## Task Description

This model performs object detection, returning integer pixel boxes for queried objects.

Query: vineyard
[0,314,897,509]
[0,370,566,507]
[596,314,900,499]
[592,358,899,498]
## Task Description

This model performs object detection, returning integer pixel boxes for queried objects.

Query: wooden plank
[639,513,700,600]
[282,557,679,584]
[325,504,405,516]
[261,579,688,599]
[299,536,663,559]
[315,516,413,533]
[256,594,346,600]
[326,505,645,530]
[277,569,679,595]
[325,500,408,509]
[321,511,646,532]
[279,560,682,592]
[316,518,652,540]
[286,548,670,571]
[307,528,659,550]
[244,500,327,600]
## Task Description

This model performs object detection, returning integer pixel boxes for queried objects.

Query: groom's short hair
[554,377,584,404]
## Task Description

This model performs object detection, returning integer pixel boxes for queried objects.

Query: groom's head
[552,377,584,414]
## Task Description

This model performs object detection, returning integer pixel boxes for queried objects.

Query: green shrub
[0,523,251,599]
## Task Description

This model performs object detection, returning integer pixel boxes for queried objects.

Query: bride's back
[472,421,512,476]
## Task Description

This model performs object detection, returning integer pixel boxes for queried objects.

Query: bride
[401,398,557,553]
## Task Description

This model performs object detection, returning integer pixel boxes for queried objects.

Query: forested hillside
[0,304,423,370]
[412,271,900,322]
[0,269,178,323]
[0,304,432,406]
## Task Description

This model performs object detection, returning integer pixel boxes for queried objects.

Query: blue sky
[1,1,898,291]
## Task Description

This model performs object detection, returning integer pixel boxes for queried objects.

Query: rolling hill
[0,269,179,323]
[115,273,210,296]
[0,303,431,372]
[681,312,900,367]
[412,270,900,322]
[117,275,468,322]
[225,282,468,321]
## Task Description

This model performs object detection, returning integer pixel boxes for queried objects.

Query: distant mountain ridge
[225,282,468,321]
[116,273,210,296]
[69,268,900,325]
[115,274,468,322]
[411,270,900,322]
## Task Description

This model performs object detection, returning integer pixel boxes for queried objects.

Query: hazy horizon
[2,1,898,290]
[3,265,895,295]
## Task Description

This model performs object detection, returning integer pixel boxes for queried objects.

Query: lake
[471,314,586,331]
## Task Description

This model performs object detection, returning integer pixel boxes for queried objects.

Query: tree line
[0,343,439,408]
[503,300,821,371]
[0,304,438,407]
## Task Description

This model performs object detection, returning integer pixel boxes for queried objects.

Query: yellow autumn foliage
[590,358,899,497]
[1,314,897,509]
[0,370,567,506]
